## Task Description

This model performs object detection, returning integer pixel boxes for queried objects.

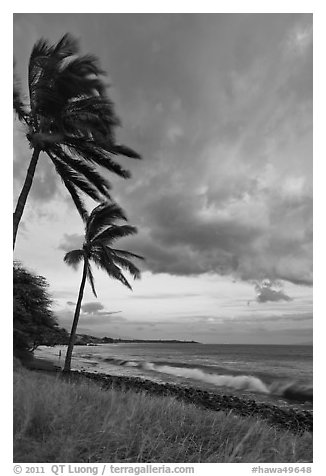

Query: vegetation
[64,333,199,345]
[13,33,141,248]
[13,262,68,358]
[63,202,143,372]
[13,367,313,463]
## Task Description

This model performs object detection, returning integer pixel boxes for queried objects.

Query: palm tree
[13,34,140,248]
[62,202,143,373]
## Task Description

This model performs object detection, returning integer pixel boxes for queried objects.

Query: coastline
[27,355,312,435]
[34,344,313,408]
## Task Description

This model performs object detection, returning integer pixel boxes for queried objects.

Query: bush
[13,262,68,356]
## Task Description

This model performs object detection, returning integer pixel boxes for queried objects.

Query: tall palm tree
[13,34,140,248]
[62,202,143,373]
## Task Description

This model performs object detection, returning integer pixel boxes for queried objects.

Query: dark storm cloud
[254,280,292,303]
[119,17,312,286]
[256,287,291,303]
[119,187,312,286]
[81,302,104,314]
[14,14,312,288]
[81,302,123,318]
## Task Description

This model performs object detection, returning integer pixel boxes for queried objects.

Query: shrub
[13,262,68,356]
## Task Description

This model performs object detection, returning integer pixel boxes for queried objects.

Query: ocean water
[36,343,313,409]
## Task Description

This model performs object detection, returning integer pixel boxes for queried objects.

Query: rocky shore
[63,369,312,435]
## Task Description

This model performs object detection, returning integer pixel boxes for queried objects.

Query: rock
[68,369,312,435]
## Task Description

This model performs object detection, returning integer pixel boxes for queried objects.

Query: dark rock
[67,369,312,435]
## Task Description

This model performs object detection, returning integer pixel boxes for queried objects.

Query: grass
[13,365,313,463]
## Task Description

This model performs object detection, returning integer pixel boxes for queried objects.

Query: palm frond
[92,224,137,245]
[64,249,84,269]
[30,80,66,118]
[109,251,141,280]
[49,151,104,202]
[107,267,132,290]
[28,34,105,120]
[86,202,127,241]
[29,38,54,64]
[55,73,105,104]
[63,53,106,77]
[112,248,144,261]
[52,33,79,58]
[65,138,131,178]
[28,38,58,114]
[90,155,131,179]
[54,51,107,104]
[112,144,141,160]
[86,262,97,297]
[107,268,132,289]
[53,146,111,198]
[61,96,120,143]
[65,95,118,123]
[62,110,109,137]
[47,151,88,222]
[64,181,89,222]
[91,248,132,290]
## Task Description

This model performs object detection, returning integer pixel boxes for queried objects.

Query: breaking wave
[144,363,269,393]
[101,357,312,402]
[269,381,313,403]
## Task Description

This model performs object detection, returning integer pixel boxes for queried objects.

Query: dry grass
[13,367,313,463]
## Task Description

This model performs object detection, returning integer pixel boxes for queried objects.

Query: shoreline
[26,356,313,435]
[34,345,313,408]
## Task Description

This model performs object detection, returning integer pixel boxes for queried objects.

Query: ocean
[36,343,313,409]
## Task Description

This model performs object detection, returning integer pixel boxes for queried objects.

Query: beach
[33,343,313,435]
[34,342,313,407]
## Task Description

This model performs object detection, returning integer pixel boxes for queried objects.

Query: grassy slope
[13,366,313,463]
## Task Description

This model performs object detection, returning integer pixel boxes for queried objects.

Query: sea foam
[100,356,312,401]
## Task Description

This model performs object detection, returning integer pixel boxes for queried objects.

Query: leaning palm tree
[13,34,140,248]
[62,202,143,373]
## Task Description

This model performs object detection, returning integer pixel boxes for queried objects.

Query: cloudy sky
[13,13,312,344]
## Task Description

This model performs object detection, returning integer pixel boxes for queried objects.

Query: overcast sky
[13,13,312,344]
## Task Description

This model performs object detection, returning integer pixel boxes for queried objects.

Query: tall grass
[13,367,312,463]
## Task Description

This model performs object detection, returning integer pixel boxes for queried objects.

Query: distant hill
[72,334,200,346]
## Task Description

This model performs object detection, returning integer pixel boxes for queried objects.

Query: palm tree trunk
[13,147,41,249]
[63,259,88,373]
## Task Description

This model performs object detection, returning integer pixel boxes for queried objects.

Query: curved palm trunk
[63,259,88,373]
[13,147,41,249]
